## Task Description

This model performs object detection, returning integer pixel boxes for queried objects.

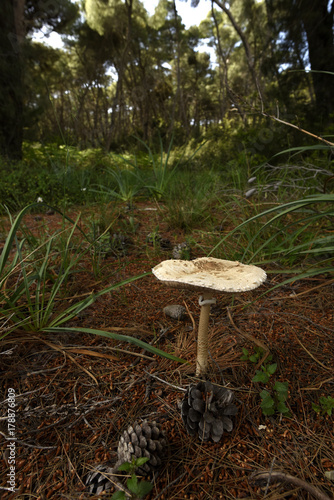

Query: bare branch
[251,470,332,500]
[213,0,264,108]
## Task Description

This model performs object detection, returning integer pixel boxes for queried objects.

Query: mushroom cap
[152,257,266,293]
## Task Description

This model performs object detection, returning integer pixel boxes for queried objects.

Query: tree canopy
[0,0,333,159]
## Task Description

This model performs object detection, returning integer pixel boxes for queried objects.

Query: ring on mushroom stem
[152,257,267,376]
[199,296,216,307]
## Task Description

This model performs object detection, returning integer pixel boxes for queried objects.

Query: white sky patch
[32,29,63,48]
[144,0,212,28]
[175,0,212,28]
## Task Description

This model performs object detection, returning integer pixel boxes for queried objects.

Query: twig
[21,398,119,432]
[0,345,18,355]
[260,308,334,334]
[105,347,153,360]
[0,387,44,407]
[264,457,276,496]
[251,470,332,500]
[0,431,56,450]
[57,430,86,487]
[183,300,196,336]
[227,307,270,369]
[261,112,334,147]
[36,337,99,384]
[294,335,332,372]
[67,398,121,429]
[267,278,334,300]
[152,472,187,500]
[73,381,93,428]
[109,470,133,499]
[208,348,226,384]
[300,377,334,390]
[25,363,67,377]
[144,370,187,392]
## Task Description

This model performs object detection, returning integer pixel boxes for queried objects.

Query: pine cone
[85,463,114,494]
[117,420,167,475]
[159,237,172,250]
[181,381,238,442]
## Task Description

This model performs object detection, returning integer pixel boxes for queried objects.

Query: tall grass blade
[209,194,334,260]
[47,272,151,328]
[272,144,332,159]
[0,203,39,276]
[44,326,188,364]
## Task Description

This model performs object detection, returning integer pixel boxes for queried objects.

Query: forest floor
[0,201,333,500]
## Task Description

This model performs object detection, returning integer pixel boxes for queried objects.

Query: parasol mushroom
[152,257,266,376]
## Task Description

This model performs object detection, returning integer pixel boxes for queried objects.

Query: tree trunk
[0,0,25,160]
[213,0,264,109]
[168,0,189,140]
[211,4,246,123]
[300,0,334,122]
[108,0,133,148]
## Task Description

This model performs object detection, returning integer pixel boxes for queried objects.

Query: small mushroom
[152,257,266,376]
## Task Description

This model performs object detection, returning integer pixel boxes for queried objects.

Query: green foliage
[162,168,217,232]
[136,135,206,200]
[135,135,180,200]
[92,164,144,204]
[2,0,334,157]
[241,347,290,417]
[209,133,334,276]
[86,206,119,266]
[259,382,290,417]
[88,135,181,204]
[88,135,206,209]
[196,121,286,175]
[111,458,153,500]
[252,362,277,384]
[47,326,186,363]
[241,346,268,364]
[0,144,111,212]
[312,396,334,417]
[210,194,334,278]
[241,347,277,385]
[0,204,187,364]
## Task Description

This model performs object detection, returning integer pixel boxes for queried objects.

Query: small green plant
[312,396,334,417]
[86,209,118,263]
[241,346,276,382]
[119,213,139,235]
[145,226,162,254]
[178,244,191,260]
[260,381,290,416]
[252,360,277,384]
[91,164,143,204]
[137,134,181,200]
[162,169,216,232]
[111,458,153,500]
[136,134,206,201]
[241,347,290,416]
[240,346,268,364]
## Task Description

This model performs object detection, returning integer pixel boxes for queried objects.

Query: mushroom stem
[196,293,216,376]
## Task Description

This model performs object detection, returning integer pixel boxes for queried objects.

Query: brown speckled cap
[152,257,266,294]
